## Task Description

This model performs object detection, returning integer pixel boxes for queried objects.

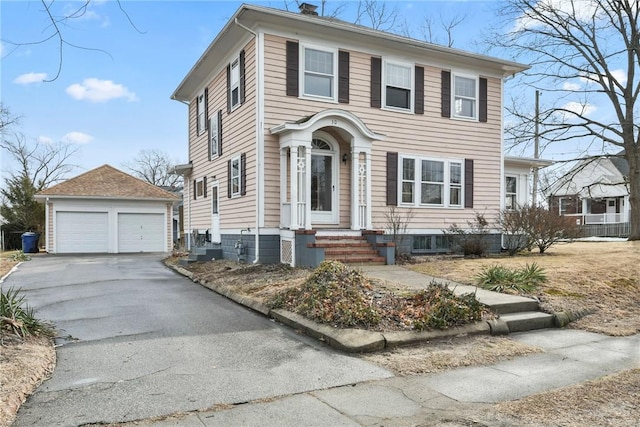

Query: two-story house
[170,3,530,266]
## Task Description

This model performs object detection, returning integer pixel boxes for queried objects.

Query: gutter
[234,18,262,265]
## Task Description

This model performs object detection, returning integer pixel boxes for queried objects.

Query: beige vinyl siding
[188,39,257,232]
[263,34,503,231]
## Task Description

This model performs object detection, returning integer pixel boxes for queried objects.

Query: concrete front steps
[360,266,556,334]
[178,246,223,266]
[312,234,386,265]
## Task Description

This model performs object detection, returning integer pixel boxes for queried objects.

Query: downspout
[235,18,262,264]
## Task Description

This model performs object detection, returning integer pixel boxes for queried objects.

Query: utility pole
[532,90,540,206]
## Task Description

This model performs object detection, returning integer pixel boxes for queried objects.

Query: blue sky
[1,0,560,179]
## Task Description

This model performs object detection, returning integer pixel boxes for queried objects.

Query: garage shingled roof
[36,164,180,201]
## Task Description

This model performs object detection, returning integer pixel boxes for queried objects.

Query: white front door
[310,137,338,224]
[211,183,221,243]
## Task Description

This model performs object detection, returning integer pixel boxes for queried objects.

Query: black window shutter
[227,160,232,198]
[441,70,451,118]
[371,57,382,108]
[204,88,209,130]
[415,66,424,115]
[479,77,488,122]
[193,180,197,200]
[386,152,398,205]
[239,49,246,105]
[217,110,223,156]
[464,159,474,208]
[286,41,299,97]
[240,153,247,196]
[338,50,350,104]
[203,176,207,198]
[226,64,232,113]
[207,117,212,161]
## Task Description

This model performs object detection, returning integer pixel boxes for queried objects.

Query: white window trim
[382,59,414,113]
[209,115,219,160]
[559,197,568,215]
[196,91,206,135]
[401,157,416,204]
[231,155,241,198]
[452,72,479,121]
[195,178,205,200]
[398,154,464,208]
[230,56,241,111]
[299,42,338,102]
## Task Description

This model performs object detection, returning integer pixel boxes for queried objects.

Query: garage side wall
[47,199,174,254]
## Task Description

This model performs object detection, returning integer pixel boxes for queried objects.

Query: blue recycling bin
[21,232,39,253]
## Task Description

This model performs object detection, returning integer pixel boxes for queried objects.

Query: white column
[350,150,359,230]
[365,151,372,229]
[280,148,287,228]
[290,146,299,230]
[303,145,312,230]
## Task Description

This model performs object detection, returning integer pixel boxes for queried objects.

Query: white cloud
[37,136,54,145]
[66,78,138,103]
[62,132,93,144]
[13,72,48,84]
[562,81,581,91]
[560,101,597,119]
[579,68,627,86]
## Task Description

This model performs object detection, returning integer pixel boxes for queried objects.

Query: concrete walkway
[127,264,640,426]
[130,329,640,426]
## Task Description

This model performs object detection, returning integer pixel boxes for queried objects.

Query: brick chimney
[299,3,319,15]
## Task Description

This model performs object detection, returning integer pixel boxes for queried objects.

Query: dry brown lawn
[2,242,639,426]
[411,240,640,336]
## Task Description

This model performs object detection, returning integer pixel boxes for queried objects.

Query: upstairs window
[302,45,336,100]
[230,58,240,108]
[454,74,477,119]
[384,61,413,111]
[196,89,207,135]
[505,176,517,210]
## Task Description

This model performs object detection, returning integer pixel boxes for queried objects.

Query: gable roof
[36,165,180,201]
[610,155,629,176]
[172,3,529,102]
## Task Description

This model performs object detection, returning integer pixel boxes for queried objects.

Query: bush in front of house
[268,260,488,331]
[475,263,548,294]
[443,212,491,257]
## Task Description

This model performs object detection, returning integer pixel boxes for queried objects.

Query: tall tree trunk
[628,144,640,240]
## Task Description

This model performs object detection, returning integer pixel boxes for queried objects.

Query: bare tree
[354,0,399,32]
[1,134,78,191]
[3,0,142,82]
[491,0,640,240]
[419,12,467,47]
[122,149,183,188]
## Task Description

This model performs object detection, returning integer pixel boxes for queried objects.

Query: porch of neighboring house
[552,195,630,238]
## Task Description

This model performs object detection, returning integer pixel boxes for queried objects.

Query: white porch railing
[564,213,626,225]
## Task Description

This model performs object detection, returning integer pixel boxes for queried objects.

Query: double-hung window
[384,61,413,111]
[230,156,241,197]
[196,91,206,135]
[453,74,477,119]
[402,158,416,203]
[302,45,336,100]
[230,58,240,109]
[401,156,463,207]
[209,114,219,159]
[505,176,517,210]
[195,178,204,199]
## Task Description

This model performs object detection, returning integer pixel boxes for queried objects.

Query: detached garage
[36,165,179,254]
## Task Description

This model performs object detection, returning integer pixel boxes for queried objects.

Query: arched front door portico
[270,109,385,231]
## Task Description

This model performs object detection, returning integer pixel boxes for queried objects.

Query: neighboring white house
[35,165,179,254]
[504,156,554,210]
[548,155,630,225]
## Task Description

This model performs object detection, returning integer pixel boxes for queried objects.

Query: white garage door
[57,211,109,253]
[118,213,165,253]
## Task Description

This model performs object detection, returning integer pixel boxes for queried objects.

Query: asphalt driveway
[7,255,391,426]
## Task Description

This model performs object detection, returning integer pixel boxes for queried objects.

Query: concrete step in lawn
[500,311,556,333]
[179,247,223,266]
